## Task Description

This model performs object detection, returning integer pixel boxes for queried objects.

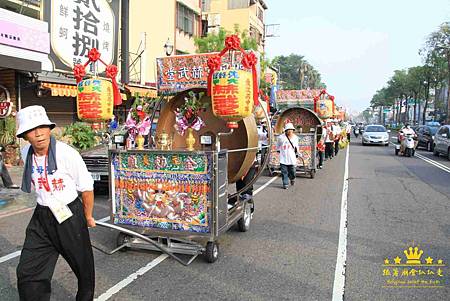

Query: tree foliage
[271,54,325,90]
[194,26,258,53]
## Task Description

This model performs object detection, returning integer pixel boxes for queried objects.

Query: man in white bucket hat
[15,105,95,301]
[276,122,299,189]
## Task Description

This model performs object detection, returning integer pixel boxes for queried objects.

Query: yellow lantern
[76,78,113,121]
[211,69,253,129]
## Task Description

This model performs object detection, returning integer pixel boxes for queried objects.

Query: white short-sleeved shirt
[21,141,94,206]
[276,134,299,166]
[257,126,269,147]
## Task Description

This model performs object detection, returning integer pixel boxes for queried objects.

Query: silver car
[362,125,390,146]
[433,125,450,160]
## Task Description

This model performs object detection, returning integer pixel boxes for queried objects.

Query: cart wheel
[116,232,130,252]
[310,170,316,179]
[237,202,252,232]
[204,241,219,263]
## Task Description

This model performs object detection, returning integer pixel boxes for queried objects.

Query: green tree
[271,54,325,89]
[194,26,257,53]
[421,22,450,122]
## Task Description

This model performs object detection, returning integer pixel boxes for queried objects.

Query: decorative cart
[268,107,322,178]
[81,38,272,265]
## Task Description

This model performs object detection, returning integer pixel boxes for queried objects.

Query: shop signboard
[43,0,119,73]
[156,52,260,94]
[111,151,213,233]
[0,85,12,118]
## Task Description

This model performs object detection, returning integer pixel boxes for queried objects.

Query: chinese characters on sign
[77,78,113,121]
[111,151,212,233]
[156,52,253,94]
[49,0,116,72]
[211,69,253,128]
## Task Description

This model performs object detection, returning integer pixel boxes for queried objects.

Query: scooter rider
[399,124,417,154]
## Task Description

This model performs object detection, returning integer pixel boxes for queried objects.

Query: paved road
[0,138,448,300]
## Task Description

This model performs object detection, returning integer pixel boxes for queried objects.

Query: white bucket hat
[16,105,55,138]
[284,122,295,131]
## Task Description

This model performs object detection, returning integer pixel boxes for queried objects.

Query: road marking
[390,142,450,174]
[253,176,278,194]
[93,176,278,300]
[97,216,111,223]
[94,254,169,301]
[0,207,34,219]
[0,250,21,264]
[0,216,111,265]
[332,146,349,301]
[415,153,450,174]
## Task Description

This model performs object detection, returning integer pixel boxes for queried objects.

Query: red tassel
[106,65,122,106]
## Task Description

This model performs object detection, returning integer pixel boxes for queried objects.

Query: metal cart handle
[92,221,199,266]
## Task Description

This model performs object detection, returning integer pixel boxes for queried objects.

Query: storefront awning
[40,81,128,100]
[125,84,158,98]
[41,82,78,97]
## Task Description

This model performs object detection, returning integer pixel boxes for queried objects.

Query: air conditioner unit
[207,14,221,30]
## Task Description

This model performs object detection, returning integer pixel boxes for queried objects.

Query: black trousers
[236,162,257,196]
[317,151,324,167]
[334,140,340,155]
[17,199,95,301]
[1,161,14,187]
[325,142,334,159]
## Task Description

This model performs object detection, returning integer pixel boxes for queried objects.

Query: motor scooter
[353,127,360,138]
[395,133,415,157]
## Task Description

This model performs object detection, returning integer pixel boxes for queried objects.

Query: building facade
[128,0,202,87]
[201,0,267,52]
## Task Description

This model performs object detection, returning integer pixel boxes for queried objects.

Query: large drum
[156,89,258,183]
[274,107,323,141]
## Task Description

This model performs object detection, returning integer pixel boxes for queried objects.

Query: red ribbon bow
[207,55,222,72]
[88,48,101,62]
[73,64,86,83]
[106,64,122,106]
[242,52,257,69]
[225,35,241,50]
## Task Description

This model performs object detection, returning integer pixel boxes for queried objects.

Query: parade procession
[0,1,449,300]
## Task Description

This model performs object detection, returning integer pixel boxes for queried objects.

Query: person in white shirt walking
[333,120,341,156]
[325,121,334,160]
[276,123,299,189]
[15,106,95,301]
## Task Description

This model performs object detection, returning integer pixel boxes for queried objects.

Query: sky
[264,0,450,113]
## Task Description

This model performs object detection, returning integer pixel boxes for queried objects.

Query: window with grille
[228,0,249,10]
[201,0,211,12]
[177,2,198,36]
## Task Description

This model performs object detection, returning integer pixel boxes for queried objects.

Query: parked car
[81,144,109,186]
[416,125,439,152]
[433,125,450,160]
[362,125,390,146]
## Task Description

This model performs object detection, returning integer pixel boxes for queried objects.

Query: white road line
[0,216,111,265]
[253,176,278,195]
[389,142,450,174]
[94,254,169,301]
[93,176,278,300]
[415,153,450,173]
[0,176,279,268]
[332,146,349,301]
[97,216,111,223]
[0,250,21,264]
